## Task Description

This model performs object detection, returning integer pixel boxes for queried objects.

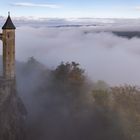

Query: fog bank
[1,18,140,85]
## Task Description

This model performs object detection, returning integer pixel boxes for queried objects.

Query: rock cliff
[0,78,27,140]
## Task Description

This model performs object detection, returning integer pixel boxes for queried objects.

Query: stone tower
[0,13,26,140]
[1,12,16,79]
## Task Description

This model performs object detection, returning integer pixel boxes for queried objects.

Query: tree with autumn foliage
[52,62,86,94]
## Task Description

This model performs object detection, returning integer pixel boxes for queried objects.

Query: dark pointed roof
[2,15,16,29]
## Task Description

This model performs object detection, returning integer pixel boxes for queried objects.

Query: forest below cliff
[14,57,140,140]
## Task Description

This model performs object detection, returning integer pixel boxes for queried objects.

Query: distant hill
[84,30,140,39]
[112,31,140,39]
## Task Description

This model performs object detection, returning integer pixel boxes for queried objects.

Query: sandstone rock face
[0,78,27,140]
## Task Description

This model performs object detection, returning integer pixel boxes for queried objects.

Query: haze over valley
[0,18,140,85]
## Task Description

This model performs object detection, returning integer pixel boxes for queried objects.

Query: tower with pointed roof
[1,12,16,79]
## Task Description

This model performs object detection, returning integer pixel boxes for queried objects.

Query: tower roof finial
[8,11,10,16]
[2,12,16,29]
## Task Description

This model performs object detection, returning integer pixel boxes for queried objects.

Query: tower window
[7,34,10,38]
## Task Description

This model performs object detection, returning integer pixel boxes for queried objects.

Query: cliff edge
[0,77,27,140]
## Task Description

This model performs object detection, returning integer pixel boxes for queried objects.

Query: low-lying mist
[1,19,140,140]
[14,24,140,85]
[1,18,140,85]
[16,59,127,140]
[16,58,140,140]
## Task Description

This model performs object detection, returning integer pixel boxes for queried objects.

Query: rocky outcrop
[0,78,27,140]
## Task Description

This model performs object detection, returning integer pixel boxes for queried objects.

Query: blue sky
[1,0,140,18]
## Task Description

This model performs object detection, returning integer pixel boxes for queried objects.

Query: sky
[1,0,140,18]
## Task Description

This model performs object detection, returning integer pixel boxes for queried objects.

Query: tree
[52,62,85,93]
